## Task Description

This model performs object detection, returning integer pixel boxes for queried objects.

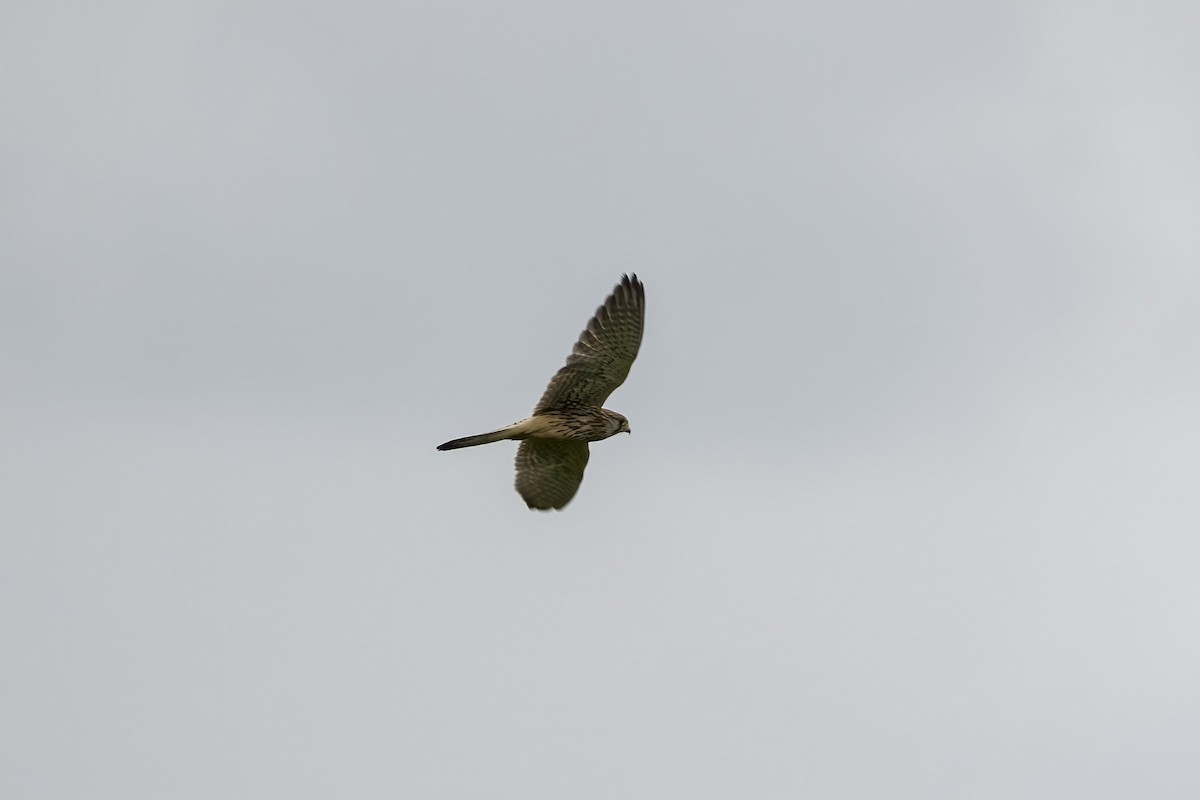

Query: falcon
[437,274,645,510]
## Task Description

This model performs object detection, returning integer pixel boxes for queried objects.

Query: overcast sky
[3,1,1199,797]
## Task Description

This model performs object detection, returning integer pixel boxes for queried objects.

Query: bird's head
[605,410,631,436]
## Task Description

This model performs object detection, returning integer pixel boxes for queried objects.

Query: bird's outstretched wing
[515,440,591,510]
[534,274,645,413]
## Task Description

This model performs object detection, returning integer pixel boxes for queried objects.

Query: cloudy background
[4,1,1199,797]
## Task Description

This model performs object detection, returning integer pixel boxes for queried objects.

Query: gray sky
[4,1,1199,797]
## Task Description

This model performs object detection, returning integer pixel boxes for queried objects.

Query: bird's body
[437,274,645,510]
[436,408,628,451]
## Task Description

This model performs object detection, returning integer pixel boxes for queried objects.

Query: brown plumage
[437,274,646,510]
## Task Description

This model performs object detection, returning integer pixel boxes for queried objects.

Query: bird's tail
[437,421,529,451]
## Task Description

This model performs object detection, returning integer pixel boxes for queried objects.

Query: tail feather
[437,426,520,451]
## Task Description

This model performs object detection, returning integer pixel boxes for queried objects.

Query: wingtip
[616,273,644,305]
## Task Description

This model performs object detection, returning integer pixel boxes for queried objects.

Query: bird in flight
[437,274,646,510]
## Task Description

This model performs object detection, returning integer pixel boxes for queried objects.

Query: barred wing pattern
[534,274,645,413]
[515,440,591,510]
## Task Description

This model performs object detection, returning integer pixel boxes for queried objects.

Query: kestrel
[437,274,645,510]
